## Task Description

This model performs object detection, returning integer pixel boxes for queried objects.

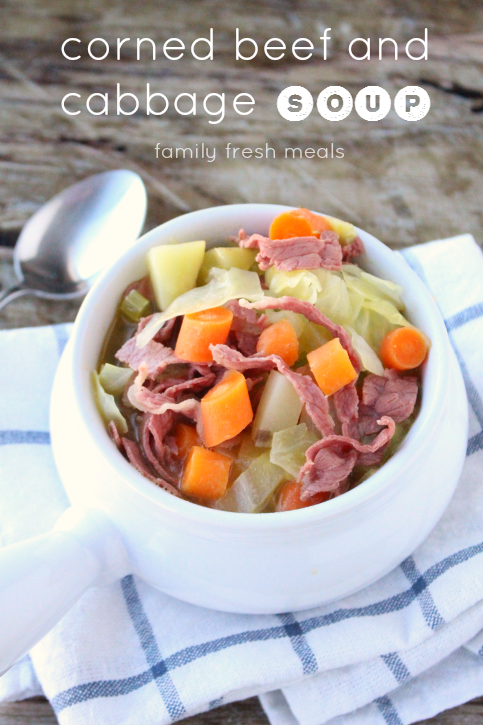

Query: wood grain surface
[0,1,482,723]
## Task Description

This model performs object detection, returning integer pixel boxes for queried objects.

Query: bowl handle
[0,506,130,675]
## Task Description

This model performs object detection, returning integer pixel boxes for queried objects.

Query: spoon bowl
[0,170,147,309]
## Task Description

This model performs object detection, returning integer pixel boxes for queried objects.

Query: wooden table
[0,1,482,723]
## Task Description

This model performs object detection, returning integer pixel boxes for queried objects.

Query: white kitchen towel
[0,234,482,725]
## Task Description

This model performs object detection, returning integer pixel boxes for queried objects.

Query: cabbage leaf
[137,267,263,347]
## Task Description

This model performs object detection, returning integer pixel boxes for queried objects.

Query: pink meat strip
[116,336,181,379]
[225,299,269,356]
[239,230,343,272]
[342,236,365,262]
[298,416,396,500]
[140,412,178,484]
[210,344,334,437]
[239,296,362,373]
[359,370,418,436]
[333,382,360,439]
[120,437,181,497]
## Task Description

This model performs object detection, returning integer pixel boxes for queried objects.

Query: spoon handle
[0,284,32,312]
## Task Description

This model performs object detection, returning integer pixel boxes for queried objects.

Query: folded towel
[1,234,482,725]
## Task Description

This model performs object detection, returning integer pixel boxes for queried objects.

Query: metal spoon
[0,170,147,311]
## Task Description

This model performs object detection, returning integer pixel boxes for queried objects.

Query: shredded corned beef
[342,236,365,261]
[359,370,418,436]
[140,412,178,484]
[120,437,181,497]
[239,296,362,373]
[210,344,335,436]
[108,420,123,450]
[116,336,181,379]
[333,382,360,439]
[298,416,396,499]
[239,230,343,272]
[225,299,268,356]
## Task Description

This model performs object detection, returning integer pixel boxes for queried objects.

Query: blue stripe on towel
[121,576,186,721]
[400,556,444,630]
[51,540,483,713]
[0,430,50,445]
[375,695,404,725]
[445,302,483,332]
[277,613,318,675]
[381,653,411,684]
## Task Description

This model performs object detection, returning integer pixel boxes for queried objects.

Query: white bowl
[52,203,468,612]
[0,204,468,676]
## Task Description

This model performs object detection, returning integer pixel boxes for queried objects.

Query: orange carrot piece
[294,208,332,234]
[201,370,253,448]
[307,338,358,396]
[173,423,200,459]
[276,480,330,511]
[181,446,232,500]
[269,209,331,240]
[175,306,233,363]
[380,327,429,371]
[256,319,299,366]
[269,211,315,240]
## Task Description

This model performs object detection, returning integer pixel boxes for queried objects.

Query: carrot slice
[269,209,331,240]
[276,480,330,511]
[294,208,332,234]
[181,446,232,500]
[201,370,254,448]
[173,423,200,459]
[175,306,233,363]
[256,319,299,366]
[380,327,429,371]
[307,338,358,396]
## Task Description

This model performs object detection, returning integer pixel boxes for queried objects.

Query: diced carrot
[201,370,254,448]
[173,423,200,459]
[256,319,299,366]
[175,306,233,363]
[269,209,331,240]
[380,327,429,371]
[276,480,330,511]
[307,338,358,396]
[181,446,232,500]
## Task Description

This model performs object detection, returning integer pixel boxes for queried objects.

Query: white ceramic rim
[70,203,450,530]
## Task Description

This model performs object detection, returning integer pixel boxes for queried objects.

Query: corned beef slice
[225,299,268,356]
[120,437,181,497]
[333,382,360,439]
[342,236,365,261]
[298,416,396,499]
[359,370,418,435]
[210,344,335,436]
[116,336,181,378]
[140,412,178,484]
[239,296,362,373]
[239,231,343,271]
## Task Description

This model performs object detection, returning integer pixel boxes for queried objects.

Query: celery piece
[216,452,288,513]
[120,289,151,322]
[324,215,357,244]
[92,371,128,434]
[251,370,304,447]
[147,240,206,311]
[198,247,257,285]
[270,424,318,478]
[137,267,263,347]
[99,363,133,396]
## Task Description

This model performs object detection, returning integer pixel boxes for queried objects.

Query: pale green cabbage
[99,363,133,396]
[270,424,318,478]
[216,452,288,513]
[137,267,264,347]
[346,326,384,375]
[92,372,128,434]
[265,267,322,304]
